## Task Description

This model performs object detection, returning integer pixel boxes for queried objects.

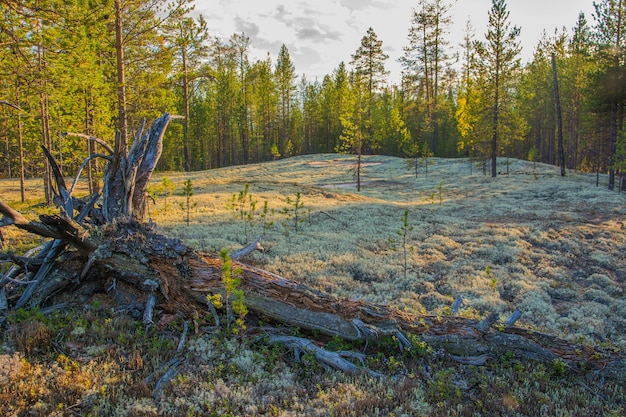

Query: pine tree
[590,0,626,189]
[231,33,252,164]
[351,27,389,152]
[250,56,278,162]
[275,44,297,157]
[567,13,593,170]
[476,0,522,177]
[401,0,453,154]
[455,19,480,160]
[337,72,366,191]
[165,14,210,172]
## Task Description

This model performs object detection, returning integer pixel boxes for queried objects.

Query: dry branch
[61,132,114,155]
[231,236,264,260]
[267,335,383,377]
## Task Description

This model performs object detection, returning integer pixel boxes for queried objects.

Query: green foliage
[181,179,194,225]
[551,358,567,376]
[528,146,539,178]
[426,367,462,403]
[326,335,357,352]
[271,144,281,160]
[219,248,247,334]
[405,333,433,358]
[389,209,414,280]
[0,0,622,184]
[474,0,523,177]
[527,145,539,167]
[160,177,176,211]
[8,307,46,325]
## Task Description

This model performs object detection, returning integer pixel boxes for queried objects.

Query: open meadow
[1,154,625,416]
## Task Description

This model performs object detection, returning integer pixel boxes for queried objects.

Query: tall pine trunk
[552,53,566,177]
[491,67,499,178]
[608,0,623,190]
[115,0,128,157]
[15,77,25,203]
[182,47,191,172]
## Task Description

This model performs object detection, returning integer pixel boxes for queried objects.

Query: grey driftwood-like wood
[0,113,623,379]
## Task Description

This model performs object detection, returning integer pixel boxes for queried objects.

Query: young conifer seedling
[181,179,193,225]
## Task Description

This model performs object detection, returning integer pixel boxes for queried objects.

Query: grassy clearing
[1,154,625,416]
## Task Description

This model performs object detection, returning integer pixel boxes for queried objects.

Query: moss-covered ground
[1,154,624,416]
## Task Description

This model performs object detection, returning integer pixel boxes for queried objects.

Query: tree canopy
[1,0,625,190]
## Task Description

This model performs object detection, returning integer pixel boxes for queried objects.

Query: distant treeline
[2,0,626,197]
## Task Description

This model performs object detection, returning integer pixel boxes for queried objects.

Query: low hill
[153,153,625,350]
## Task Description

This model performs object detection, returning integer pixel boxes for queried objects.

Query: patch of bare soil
[321,180,404,190]
[307,159,382,168]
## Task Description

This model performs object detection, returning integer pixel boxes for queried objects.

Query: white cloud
[195,0,596,84]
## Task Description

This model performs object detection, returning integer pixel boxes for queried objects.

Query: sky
[194,0,597,84]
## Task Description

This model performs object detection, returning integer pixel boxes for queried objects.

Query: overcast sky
[194,0,597,84]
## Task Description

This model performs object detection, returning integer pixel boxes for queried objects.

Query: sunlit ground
[1,154,625,416]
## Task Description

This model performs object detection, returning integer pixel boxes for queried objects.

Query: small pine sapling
[419,142,434,177]
[486,266,497,292]
[283,192,305,234]
[403,141,421,178]
[226,184,259,242]
[146,184,158,217]
[389,209,414,280]
[160,177,175,211]
[243,194,257,242]
[226,194,237,219]
[436,180,445,204]
[237,183,250,221]
[430,181,446,204]
[218,248,247,334]
[399,209,414,280]
[260,200,274,235]
[181,179,193,225]
[271,144,281,160]
[528,146,539,179]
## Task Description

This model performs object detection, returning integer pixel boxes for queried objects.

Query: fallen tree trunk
[0,114,623,380]
[0,216,622,377]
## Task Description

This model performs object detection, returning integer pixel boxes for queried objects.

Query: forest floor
[1,154,625,416]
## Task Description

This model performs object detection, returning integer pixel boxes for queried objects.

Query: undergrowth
[1,305,623,416]
[1,155,626,415]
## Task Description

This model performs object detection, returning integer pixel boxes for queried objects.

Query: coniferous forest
[3,2,626,415]
[1,0,626,196]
